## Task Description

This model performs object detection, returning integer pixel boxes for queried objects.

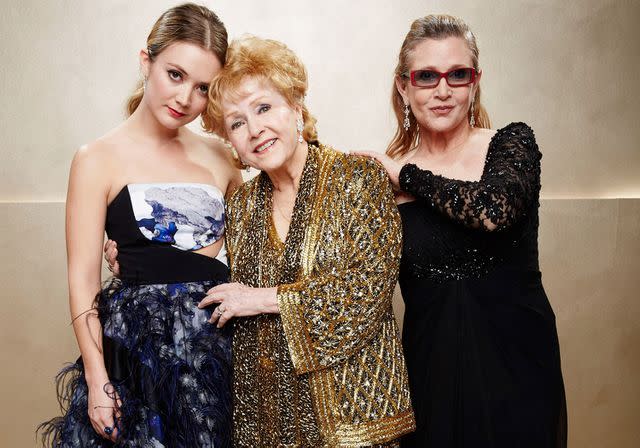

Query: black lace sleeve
[398,122,541,232]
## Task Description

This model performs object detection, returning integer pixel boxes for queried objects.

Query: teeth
[256,139,275,153]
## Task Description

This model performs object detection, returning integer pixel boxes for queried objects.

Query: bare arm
[66,146,120,440]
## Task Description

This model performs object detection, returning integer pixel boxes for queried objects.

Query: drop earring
[296,117,304,143]
[469,99,475,128]
[403,103,410,132]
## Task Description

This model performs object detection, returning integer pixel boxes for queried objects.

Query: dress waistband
[117,246,228,284]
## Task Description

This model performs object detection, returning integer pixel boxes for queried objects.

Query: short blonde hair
[203,36,318,142]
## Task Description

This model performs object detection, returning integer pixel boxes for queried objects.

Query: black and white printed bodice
[106,183,228,284]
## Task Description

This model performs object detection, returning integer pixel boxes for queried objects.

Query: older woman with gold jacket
[197,36,415,447]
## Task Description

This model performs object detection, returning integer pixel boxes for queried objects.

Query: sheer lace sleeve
[398,122,541,232]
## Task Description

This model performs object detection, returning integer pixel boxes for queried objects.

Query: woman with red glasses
[357,15,567,448]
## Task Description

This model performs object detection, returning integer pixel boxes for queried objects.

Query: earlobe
[395,75,409,105]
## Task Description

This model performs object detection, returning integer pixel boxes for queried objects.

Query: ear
[294,103,304,121]
[473,69,483,97]
[139,49,151,79]
[395,75,410,105]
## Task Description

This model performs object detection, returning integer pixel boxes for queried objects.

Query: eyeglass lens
[413,68,473,87]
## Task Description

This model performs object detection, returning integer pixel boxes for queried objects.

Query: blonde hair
[203,36,318,143]
[126,3,228,116]
[387,14,491,159]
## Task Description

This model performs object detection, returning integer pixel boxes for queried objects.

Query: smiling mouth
[255,139,276,153]
[431,106,454,115]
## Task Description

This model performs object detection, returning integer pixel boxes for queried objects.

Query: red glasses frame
[406,67,477,87]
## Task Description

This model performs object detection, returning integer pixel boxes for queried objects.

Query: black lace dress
[397,123,566,447]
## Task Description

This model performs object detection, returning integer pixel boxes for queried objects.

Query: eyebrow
[416,63,470,71]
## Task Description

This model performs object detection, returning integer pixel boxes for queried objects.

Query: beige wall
[1,0,638,446]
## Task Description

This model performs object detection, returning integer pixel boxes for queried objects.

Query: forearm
[69,280,108,385]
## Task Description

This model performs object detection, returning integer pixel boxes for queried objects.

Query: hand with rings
[87,379,122,442]
[198,282,279,328]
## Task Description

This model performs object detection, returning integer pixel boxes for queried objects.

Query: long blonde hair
[125,3,228,116]
[387,14,491,159]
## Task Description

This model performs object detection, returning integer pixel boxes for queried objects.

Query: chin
[427,117,466,133]
[251,154,288,174]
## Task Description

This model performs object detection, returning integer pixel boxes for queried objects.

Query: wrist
[84,367,109,388]
[261,287,279,314]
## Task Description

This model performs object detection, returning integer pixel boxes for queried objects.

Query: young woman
[39,4,240,447]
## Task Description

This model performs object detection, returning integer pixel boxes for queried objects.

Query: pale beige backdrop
[1,0,639,446]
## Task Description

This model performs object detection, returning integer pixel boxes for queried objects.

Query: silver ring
[216,308,224,316]
[104,426,113,436]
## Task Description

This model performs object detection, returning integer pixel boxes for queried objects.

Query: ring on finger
[216,307,224,316]
[104,426,113,436]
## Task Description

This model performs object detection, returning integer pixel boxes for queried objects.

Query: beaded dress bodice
[398,122,542,284]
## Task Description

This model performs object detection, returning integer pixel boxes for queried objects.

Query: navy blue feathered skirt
[39,278,233,447]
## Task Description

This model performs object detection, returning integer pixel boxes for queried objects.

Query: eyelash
[168,70,208,95]
[168,69,182,81]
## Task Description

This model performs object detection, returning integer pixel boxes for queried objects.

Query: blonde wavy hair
[387,14,491,159]
[203,36,318,143]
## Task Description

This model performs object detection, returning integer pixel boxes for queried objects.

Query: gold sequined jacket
[226,144,415,447]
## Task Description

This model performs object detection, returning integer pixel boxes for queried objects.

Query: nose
[175,85,192,109]
[434,77,451,100]
[247,116,264,139]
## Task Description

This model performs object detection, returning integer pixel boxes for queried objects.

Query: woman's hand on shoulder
[350,150,402,189]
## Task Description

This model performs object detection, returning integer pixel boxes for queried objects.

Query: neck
[267,142,309,193]
[126,100,181,144]
[418,120,472,156]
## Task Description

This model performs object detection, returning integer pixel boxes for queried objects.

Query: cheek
[191,95,208,115]
[150,75,174,101]
[409,88,431,106]
[227,132,250,156]
[456,88,473,105]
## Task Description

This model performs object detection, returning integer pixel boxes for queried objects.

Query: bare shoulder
[71,129,123,175]
[186,130,235,169]
[473,127,498,147]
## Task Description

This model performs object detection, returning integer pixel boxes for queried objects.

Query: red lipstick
[167,106,186,118]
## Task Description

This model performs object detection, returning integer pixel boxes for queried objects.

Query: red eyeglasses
[404,67,477,87]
